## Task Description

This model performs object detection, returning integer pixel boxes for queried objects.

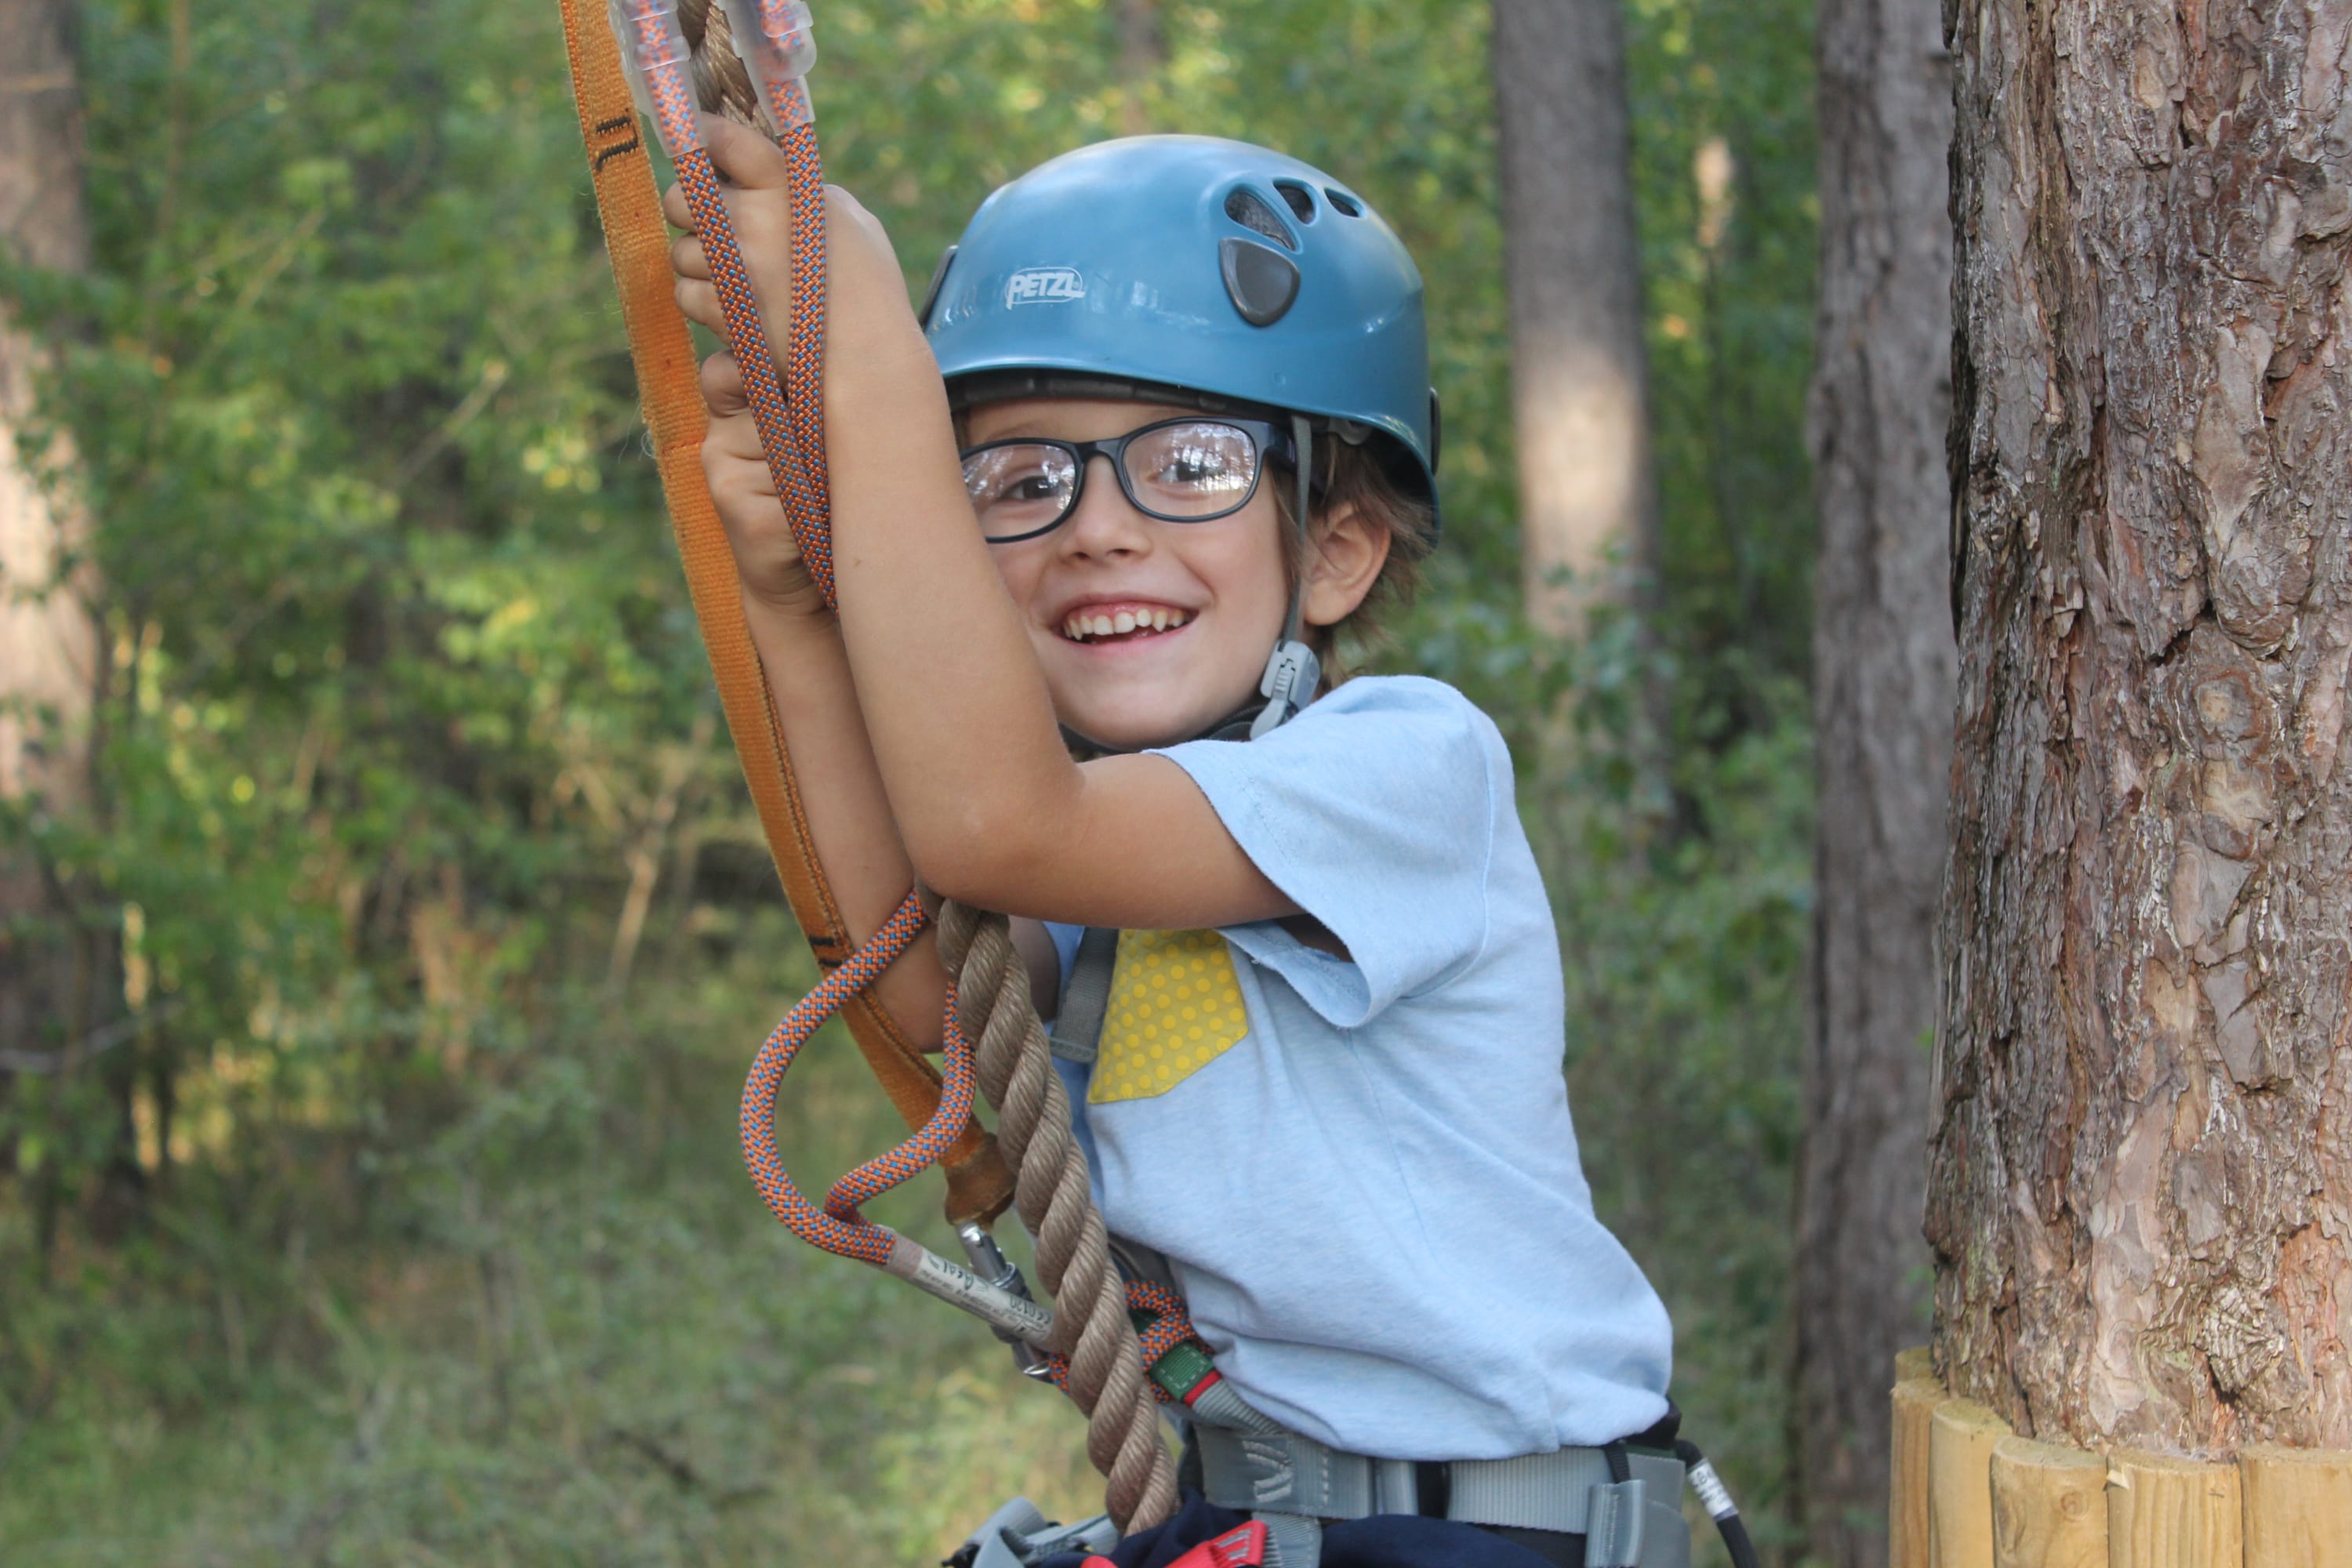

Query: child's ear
[1301,501,1392,630]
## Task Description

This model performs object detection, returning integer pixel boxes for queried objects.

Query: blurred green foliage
[1,0,1814,1562]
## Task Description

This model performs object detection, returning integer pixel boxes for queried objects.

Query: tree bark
[1796,0,1954,1559]
[0,0,99,1061]
[1491,0,1657,637]
[1936,0,2352,1455]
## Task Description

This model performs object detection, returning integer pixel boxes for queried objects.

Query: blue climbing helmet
[921,135,1440,529]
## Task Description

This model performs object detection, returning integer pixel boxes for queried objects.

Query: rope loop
[1036,1278,1212,1405]
[739,891,972,1263]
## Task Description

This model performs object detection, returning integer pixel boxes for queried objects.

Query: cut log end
[2239,1444,2352,1568]
[2105,1450,2241,1568]
[1929,1398,2013,1568]
[1990,1437,2106,1568]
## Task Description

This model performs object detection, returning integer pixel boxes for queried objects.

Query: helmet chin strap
[1248,413,1323,740]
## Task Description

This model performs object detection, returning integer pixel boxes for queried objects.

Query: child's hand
[663,117,930,617]
[662,118,929,381]
[694,350,827,615]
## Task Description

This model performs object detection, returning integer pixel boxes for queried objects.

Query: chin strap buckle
[1250,639,1321,739]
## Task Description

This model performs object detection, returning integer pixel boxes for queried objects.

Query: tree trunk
[1935,0,2352,1455]
[1795,0,1953,1558]
[1115,0,1161,138]
[1491,0,1656,637]
[0,0,99,1062]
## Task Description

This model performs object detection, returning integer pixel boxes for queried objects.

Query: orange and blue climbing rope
[612,0,970,1264]
[1033,1278,1219,1407]
[615,0,836,602]
[738,892,973,1262]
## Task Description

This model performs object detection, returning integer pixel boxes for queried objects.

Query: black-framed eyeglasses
[959,416,1298,543]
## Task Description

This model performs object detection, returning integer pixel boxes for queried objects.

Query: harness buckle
[1251,640,1321,739]
[1164,1521,1270,1568]
[1581,1478,1649,1568]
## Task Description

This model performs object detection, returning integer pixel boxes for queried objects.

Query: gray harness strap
[1189,1425,1689,1568]
[1195,1428,1420,1519]
[1049,926,1119,1065]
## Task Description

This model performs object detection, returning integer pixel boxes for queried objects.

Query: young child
[665,126,1678,1568]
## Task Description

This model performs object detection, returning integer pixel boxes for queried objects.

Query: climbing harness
[1026,933,1769,1568]
[559,0,1178,1531]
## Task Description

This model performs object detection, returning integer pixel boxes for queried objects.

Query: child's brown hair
[1276,431,1438,672]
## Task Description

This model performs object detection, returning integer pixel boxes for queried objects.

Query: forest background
[0,0,1830,1563]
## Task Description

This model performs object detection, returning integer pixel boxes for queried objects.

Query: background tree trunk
[1935,0,2352,1454]
[1115,0,1162,138]
[1795,0,1953,1558]
[0,0,99,1063]
[1491,0,1657,637]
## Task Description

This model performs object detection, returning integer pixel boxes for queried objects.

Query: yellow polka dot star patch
[1087,929,1251,1104]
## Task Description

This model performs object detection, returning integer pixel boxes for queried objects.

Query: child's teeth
[1061,607,1196,641]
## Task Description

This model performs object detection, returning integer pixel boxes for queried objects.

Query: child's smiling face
[965,396,1296,751]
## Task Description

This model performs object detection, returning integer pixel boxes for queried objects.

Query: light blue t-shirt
[1046,674,1672,1461]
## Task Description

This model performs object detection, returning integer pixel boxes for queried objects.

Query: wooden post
[1892,1373,1942,1568]
[2107,1450,2241,1568]
[2239,1445,2352,1568]
[1988,1438,2105,1568]
[1890,1360,2352,1568]
[1929,1399,2011,1568]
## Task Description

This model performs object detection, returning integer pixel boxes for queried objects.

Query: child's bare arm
[664,136,956,1050]
[674,121,1299,936]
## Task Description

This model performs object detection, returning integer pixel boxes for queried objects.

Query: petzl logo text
[1006,267,1087,307]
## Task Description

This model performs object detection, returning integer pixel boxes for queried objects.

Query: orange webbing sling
[554,0,1011,1229]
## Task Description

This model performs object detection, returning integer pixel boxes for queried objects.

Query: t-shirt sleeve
[1150,677,1503,1028]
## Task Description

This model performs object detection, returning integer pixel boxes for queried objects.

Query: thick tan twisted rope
[939,901,1180,1532]
[675,10,1176,1534]
[677,0,773,132]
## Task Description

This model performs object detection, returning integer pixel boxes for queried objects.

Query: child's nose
[1058,455,1153,557]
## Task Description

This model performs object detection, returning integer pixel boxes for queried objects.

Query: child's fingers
[699,352,750,417]
[701,114,795,191]
[674,277,724,332]
[702,394,773,479]
[670,234,710,282]
[705,408,771,471]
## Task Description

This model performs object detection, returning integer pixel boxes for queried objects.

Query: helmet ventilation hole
[1272,180,1318,223]
[1223,187,1299,251]
[1325,188,1363,217]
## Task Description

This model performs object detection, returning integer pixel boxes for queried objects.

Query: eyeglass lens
[962,420,1263,541]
